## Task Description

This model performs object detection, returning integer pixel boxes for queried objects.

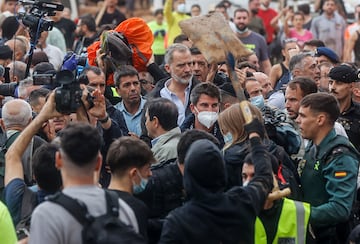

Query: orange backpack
[87,18,154,85]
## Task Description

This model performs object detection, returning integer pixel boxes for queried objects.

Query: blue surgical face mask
[177,3,186,14]
[133,171,148,194]
[250,94,265,109]
[223,132,233,144]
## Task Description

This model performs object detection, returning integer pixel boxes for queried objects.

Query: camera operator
[75,83,123,188]
[81,66,129,137]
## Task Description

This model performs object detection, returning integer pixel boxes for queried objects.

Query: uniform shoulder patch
[334,171,347,177]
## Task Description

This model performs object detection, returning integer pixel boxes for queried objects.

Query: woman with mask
[219,103,301,198]
[164,0,190,47]
[218,102,264,188]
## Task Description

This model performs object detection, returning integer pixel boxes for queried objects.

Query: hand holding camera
[37,92,64,122]
[88,89,106,120]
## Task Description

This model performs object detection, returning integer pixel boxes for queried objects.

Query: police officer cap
[328,64,360,83]
[0,45,13,60]
[315,47,340,64]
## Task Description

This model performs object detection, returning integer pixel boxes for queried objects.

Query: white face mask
[195,107,218,129]
[243,181,249,187]
[177,3,186,13]
[235,25,249,34]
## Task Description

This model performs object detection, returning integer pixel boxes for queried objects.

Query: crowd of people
[0,0,360,243]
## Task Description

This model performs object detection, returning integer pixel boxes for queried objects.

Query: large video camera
[54,70,83,115]
[0,82,18,97]
[17,0,64,33]
[0,70,90,114]
[17,0,64,78]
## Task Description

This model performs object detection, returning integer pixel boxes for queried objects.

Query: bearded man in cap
[329,64,360,151]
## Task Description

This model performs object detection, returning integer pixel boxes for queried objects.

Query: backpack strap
[104,190,120,217]
[47,192,90,225]
[47,191,121,225]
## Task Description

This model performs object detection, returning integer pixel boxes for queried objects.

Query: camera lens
[56,70,74,85]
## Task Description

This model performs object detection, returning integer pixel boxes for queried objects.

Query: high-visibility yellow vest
[111,87,120,97]
[255,198,311,244]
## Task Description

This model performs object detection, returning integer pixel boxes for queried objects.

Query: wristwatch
[98,114,109,123]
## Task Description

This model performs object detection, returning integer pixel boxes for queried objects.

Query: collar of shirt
[115,97,146,117]
[6,130,19,138]
[151,137,160,147]
[316,128,336,158]
[160,78,192,125]
[341,100,360,116]
[162,78,192,98]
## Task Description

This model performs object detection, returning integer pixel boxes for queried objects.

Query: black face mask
[251,8,259,15]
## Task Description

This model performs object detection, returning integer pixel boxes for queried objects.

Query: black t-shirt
[338,101,360,152]
[53,18,76,50]
[112,190,148,241]
[97,9,126,27]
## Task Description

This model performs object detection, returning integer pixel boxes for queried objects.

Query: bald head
[5,38,27,61]
[2,99,32,129]
[253,72,272,97]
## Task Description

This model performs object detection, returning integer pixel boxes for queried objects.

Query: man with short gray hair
[149,43,199,125]
[289,52,320,82]
[7,61,26,82]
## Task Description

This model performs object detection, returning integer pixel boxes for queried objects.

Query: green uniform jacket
[300,129,359,228]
